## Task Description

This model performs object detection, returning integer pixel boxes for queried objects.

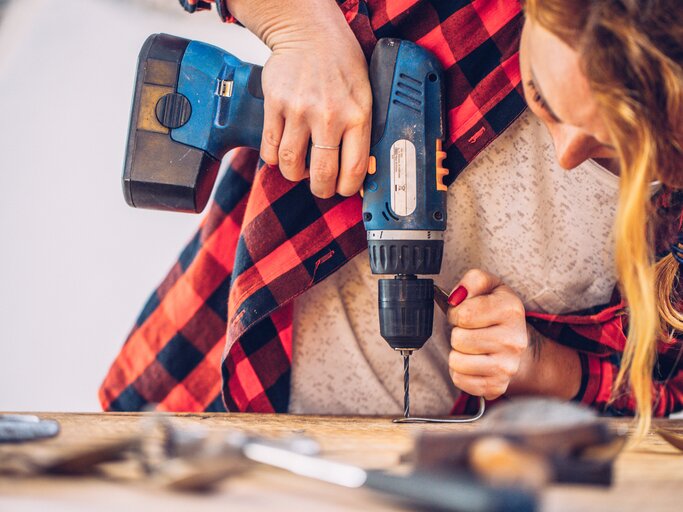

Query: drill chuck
[378,276,434,351]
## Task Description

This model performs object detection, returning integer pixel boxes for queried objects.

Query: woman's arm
[526,302,683,416]
[571,351,683,416]
[506,326,582,400]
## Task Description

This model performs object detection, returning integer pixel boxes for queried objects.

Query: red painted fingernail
[448,285,468,307]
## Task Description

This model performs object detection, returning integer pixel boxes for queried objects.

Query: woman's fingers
[452,269,503,300]
[445,268,530,401]
[448,287,526,329]
[448,350,518,400]
[448,371,509,401]
[308,107,371,197]
[448,350,520,378]
[309,114,343,198]
[277,112,310,182]
[450,325,518,355]
[337,116,371,197]
[260,99,285,166]
[307,145,340,198]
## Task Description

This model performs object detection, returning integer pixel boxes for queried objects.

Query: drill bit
[401,350,411,418]
[394,347,487,424]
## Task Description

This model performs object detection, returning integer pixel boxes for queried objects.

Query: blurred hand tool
[0,413,536,511]
[139,417,538,512]
[0,415,60,443]
[412,398,627,488]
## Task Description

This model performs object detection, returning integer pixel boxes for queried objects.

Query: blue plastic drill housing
[361,39,448,352]
[362,39,447,278]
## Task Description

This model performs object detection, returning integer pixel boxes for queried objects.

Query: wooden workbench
[0,413,682,511]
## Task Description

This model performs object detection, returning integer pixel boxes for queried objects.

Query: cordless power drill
[124,34,448,418]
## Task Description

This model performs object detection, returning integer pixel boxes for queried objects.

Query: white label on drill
[390,139,417,216]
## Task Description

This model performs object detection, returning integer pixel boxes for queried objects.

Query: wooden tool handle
[469,436,552,489]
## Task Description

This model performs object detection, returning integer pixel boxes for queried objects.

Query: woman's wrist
[227,0,353,50]
[507,325,582,400]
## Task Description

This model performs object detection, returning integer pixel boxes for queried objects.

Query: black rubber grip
[369,39,401,147]
[248,66,264,99]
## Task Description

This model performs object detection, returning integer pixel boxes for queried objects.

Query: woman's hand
[447,269,529,400]
[229,0,372,198]
[260,37,371,198]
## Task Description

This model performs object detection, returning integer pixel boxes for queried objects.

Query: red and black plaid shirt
[100,0,683,416]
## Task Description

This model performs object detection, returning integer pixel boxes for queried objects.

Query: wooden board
[0,413,682,511]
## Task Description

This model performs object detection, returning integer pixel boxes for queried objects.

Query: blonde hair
[525,0,683,437]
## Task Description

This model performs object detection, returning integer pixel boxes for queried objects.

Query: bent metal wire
[393,396,486,424]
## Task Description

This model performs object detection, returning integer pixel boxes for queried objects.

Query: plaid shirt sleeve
[577,190,683,417]
[575,351,683,417]
[526,302,683,417]
[101,1,531,413]
[524,189,683,417]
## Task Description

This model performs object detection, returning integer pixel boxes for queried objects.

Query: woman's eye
[527,80,551,115]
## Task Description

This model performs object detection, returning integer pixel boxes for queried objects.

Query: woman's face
[520,18,618,170]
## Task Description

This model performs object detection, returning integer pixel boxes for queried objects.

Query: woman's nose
[550,125,598,170]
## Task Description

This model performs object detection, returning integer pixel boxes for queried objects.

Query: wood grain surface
[0,413,682,512]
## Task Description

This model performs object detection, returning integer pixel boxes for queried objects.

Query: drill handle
[171,40,266,158]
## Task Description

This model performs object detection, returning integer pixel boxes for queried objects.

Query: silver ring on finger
[311,143,340,150]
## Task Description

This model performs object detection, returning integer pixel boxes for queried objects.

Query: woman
[101,0,682,432]
[514,0,683,435]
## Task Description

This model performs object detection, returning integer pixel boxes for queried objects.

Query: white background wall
[0,0,269,411]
